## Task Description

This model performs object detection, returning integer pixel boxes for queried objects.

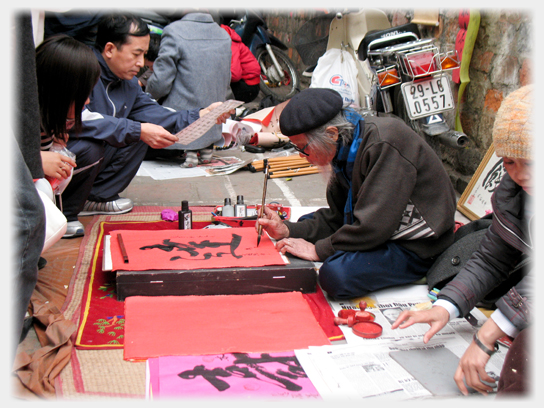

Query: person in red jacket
[221,24,261,103]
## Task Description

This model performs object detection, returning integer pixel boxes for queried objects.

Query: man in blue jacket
[63,13,229,237]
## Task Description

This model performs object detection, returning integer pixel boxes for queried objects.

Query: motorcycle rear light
[407,52,437,76]
[440,51,460,70]
[398,46,442,79]
[377,67,401,89]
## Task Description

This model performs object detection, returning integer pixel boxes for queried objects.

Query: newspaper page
[296,293,507,400]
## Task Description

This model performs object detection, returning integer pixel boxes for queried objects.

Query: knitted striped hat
[493,85,533,160]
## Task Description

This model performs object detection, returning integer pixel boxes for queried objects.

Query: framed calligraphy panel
[457,143,505,220]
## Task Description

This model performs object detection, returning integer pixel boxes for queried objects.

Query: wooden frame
[457,143,506,220]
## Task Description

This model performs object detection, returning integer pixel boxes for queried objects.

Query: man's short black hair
[146,33,161,62]
[95,13,150,52]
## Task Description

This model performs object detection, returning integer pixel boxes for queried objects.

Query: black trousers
[62,138,148,221]
[231,80,260,103]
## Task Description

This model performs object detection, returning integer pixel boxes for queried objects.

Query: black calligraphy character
[481,158,505,193]
[230,353,304,391]
[225,365,259,380]
[178,365,232,392]
[178,354,308,393]
[139,239,198,255]
[187,233,243,259]
[139,233,243,261]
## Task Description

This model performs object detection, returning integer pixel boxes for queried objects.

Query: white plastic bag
[34,178,67,253]
[310,48,360,109]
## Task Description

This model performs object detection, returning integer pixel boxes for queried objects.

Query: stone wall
[262,8,532,194]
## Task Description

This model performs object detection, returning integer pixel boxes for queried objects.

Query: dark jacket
[439,173,532,332]
[286,115,457,261]
[70,47,200,147]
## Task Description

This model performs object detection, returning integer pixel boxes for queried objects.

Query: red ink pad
[352,321,383,338]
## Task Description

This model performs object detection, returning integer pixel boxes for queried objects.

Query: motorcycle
[311,10,468,148]
[358,22,469,148]
[227,10,301,102]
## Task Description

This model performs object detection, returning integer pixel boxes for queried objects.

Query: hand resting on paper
[455,318,504,396]
[392,303,504,396]
[390,305,450,344]
[256,206,320,262]
[276,237,320,262]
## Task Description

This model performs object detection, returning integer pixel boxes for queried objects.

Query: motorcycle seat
[358,23,421,61]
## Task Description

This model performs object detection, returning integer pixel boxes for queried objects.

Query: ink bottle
[222,198,235,217]
[235,195,247,217]
[179,200,192,229]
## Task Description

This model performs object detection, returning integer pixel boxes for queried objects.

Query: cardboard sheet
[110,227,285,272]
[124,292,331,361]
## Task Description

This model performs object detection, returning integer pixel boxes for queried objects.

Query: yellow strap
[455,10,481,133]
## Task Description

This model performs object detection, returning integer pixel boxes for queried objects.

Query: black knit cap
[279,88,343,136]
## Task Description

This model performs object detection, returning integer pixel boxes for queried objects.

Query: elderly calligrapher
[256,88,457,299]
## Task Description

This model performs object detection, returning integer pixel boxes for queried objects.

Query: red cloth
[222,25,261,86]
[124,292,331,361]
[452,10,471,84]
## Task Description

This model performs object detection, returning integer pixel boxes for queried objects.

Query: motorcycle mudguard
[248,26,268,54]
[249,26,288,54]
[268,33,288,50]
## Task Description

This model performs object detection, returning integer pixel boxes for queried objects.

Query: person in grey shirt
[147,12,232,167]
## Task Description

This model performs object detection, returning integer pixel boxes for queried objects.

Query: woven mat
[56,206,213,399]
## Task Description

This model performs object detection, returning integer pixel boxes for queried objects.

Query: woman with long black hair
[36,34,101,237]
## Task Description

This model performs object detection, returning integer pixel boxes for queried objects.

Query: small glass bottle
[179,200,192,229]
[235,195,247,217]
[222,198,235,217]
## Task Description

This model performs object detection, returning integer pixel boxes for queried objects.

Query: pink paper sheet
[110,227,285,271]
[146,352,321,400]
[124,292,331,361]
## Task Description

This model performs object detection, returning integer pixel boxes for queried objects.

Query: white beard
[318,163,334,185]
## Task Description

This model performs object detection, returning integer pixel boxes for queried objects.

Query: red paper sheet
[124,292,331,361]
[110,227,285,271]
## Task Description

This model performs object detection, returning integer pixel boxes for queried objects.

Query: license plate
[401,75,454,120]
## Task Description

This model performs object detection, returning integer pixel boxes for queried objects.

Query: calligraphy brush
[257,159,269,247]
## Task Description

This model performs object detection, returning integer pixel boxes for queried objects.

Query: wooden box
[115,254,317,301]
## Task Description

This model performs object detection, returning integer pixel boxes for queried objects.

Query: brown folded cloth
[13,291,76,398]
